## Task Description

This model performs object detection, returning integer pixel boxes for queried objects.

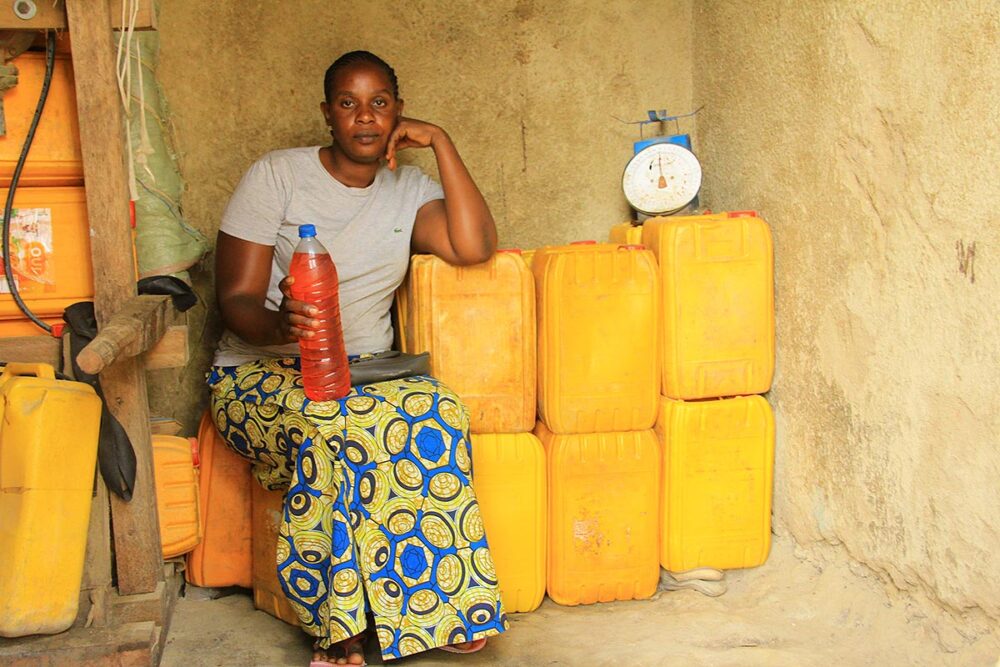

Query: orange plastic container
[0,186,93,337]
[251,482,299,625]
[608,221,644,245]
[656,395,774,571]
[405,252,536,433]
[642,212,774,399]
[0,52,84,187]
[393,273,410,353]
[535,422,660,606]
[152,435,201,559]
[0,363,101,637]
[533,243,659,434]
[471,433,546,612]
[185,410,253,589]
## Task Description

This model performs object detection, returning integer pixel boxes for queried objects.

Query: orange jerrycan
[533,243,659,434]
[251,482,299,625]
[0,363,101,637]
[536,422,660,606]
[0,186,94,337]
[642,211,774,399]
[0,52,84,187]
[185,410,252,588]
[608,221,643,245]
[405,251,536,433]
[151,435,201,559]
[471,433,546,612]
[393,273,410,353]
[656,395,774,571]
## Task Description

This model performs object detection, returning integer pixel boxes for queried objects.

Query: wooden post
[65,0,162,595]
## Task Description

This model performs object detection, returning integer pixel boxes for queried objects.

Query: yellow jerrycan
[656,394,774,571]
[608,221,644,245]
[0,362,102,637]
[642,211,774,399]
[404,251,536,433]
[471,433,546,612]
[536,422,660,606]
[533,242,659,434]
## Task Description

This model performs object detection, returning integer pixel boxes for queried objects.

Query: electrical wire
[2,31,57,334]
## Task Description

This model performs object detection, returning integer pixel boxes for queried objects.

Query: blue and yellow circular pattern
[209,358,507,660]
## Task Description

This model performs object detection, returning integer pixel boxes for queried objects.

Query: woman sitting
[209,50,507,666]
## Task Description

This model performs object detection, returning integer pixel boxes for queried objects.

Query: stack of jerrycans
[400,250,545,613]
[532,241,661,606]
[0,49,94,336]
[641,211,776,573]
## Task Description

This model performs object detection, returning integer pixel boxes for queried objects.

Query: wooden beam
[66,0,161,596]
[0,0,157,31]
[75,295,171,374]
[0,335,61,367]
[0,620,157,666]
[141,324,188,370]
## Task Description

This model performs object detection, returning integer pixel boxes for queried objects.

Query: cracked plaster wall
[694,1,1000,625]
[149,0,693,428]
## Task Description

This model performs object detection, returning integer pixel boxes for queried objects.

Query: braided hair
[324,51,399,102]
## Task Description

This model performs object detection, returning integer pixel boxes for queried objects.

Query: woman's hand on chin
[385,117,447,170]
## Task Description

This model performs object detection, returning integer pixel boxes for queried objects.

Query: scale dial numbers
[622,143,702,215]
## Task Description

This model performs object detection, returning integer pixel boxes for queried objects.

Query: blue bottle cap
[298,224,317,238]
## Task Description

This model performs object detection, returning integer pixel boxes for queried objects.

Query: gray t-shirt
[213,146,444,366]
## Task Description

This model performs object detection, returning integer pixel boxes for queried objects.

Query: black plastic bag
[63,302,136,501]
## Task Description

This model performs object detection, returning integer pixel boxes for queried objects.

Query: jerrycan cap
[298,224,317,238]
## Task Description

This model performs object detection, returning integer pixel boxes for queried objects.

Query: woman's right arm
[215,231,317,346]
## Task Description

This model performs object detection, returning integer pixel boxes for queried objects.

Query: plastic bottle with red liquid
[288,224,351,401]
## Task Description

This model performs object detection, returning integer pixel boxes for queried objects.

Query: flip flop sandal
[440,637,488,654]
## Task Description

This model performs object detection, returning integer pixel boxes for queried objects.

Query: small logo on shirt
[393,227,403,233]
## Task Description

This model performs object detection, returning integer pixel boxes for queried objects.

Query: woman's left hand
[385,117,445,170]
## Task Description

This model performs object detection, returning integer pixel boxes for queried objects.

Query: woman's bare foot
[312,633,366,666]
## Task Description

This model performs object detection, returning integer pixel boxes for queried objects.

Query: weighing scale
[618,108,702,219]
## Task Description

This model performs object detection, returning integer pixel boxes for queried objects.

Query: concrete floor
[161,536,999,667]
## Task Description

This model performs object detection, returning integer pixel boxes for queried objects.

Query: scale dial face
[622,143,702,215]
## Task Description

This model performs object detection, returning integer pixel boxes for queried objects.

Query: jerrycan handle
[1,362,56,380]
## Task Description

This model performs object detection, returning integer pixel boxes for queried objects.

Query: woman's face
[321,63,402,165]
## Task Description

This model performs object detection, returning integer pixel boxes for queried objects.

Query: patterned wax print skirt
[208,358,508,661]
